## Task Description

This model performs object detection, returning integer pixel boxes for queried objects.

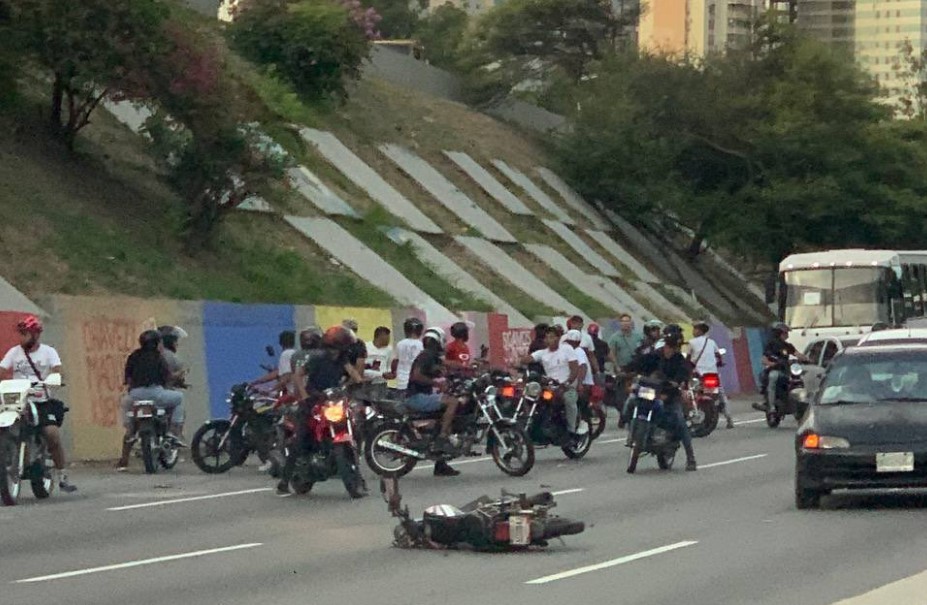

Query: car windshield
[819,350,927,404]
[782,267,891,328]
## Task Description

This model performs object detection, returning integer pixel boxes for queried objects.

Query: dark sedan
[795,343,927,509]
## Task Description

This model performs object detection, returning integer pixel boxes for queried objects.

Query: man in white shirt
[560,315,599,378]
[0,315,76,492]
[394,317,424,391]
[688,321,734,428]
[250,331,297,394]
[564,330,595,391]
[523,326,582,439]
[365,326,395,383]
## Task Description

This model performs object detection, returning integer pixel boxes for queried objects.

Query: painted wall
[1,294,769,460]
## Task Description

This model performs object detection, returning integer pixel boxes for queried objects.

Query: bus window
[918,264,927,317]
[902,265,916,317]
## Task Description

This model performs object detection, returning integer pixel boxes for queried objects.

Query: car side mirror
[44,373,62,387]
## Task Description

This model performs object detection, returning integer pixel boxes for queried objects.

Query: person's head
[587,322,600,339]
[373,326,391,347]
[342,318,359,334]
[662,324,684,344]
[567,315,584,331]
[643,319,663,341]
[533,323,549,342]
[564,330,582,349]
[16,315,43,350]
[553,324,565,338]
[422,326,446,353]
[279,330,296,350]
[322,326,355,356]
[661,335,681,356]
[158,325,186,353]
[619,313,633,334]
[450,321,469,343]
[139,329,161,353]
[403,317,424,338]
[299,326,323,350]
[693,320,710,337]
[771,321,790,341]
[545,326,561,350]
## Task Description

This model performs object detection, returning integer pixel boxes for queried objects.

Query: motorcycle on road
[0,374,62,505]
[511,375,596,460]
[126,398,182,474]
[753,354,808,428]
[625,377,681,474]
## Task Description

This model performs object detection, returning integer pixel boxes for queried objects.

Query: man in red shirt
[445,322,472,374]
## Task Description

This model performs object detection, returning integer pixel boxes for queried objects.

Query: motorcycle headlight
[790,363,803,377]
[525,381,542,398]
[323,403,346,423]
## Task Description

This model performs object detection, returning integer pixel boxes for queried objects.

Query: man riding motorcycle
[759,322,809,412]
[406,327,462,477]
[277,325,363,495]
[688,320,734,429]
[626,325,698,471]
[0,315,76,492]
[520,326,582,443]
[618,319,664,428]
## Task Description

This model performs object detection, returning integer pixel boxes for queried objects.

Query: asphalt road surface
[3,399,927,605]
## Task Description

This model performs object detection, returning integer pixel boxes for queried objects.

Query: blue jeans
[657,402,693,455]
[405,393,444,413]
[129,386,184,424]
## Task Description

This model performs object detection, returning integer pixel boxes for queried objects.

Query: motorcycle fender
[332,432,353,444]
[0,410,19,428]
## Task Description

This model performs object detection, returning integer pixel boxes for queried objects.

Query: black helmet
[139,329,161,350]
[450,321,469,340]
[158,325,183,351]
[663,324,683,341]
[771,321,789,336]
[403,317,424,336]
[662,334,682,348]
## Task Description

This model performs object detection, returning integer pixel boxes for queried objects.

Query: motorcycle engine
[309,452,329,476]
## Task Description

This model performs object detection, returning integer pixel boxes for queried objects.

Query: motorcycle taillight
[702,374,720,389]
[493,520,510,543]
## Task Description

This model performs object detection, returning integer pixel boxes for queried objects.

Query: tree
[12,0,172,149]
[414,3,468,69]
[367,0,426,39]
[229,0,378,100]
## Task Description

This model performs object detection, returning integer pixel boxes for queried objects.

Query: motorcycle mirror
[265,345,276,357]
[43,373,62,387]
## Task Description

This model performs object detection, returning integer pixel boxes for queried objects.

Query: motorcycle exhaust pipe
[375,440,427,459]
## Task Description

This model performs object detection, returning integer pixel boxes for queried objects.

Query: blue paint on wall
[203,302,296,418]
[709,323,741,394]
[745,328,768,385]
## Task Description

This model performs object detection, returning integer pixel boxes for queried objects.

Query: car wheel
[795,475,823,510]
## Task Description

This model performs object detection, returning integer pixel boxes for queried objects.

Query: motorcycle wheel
[0,434,21,506]
[291,477,314,495]
[766,411,782,428]
[365,424,418,478]
[29,443,53,499]
[690,400,718,438]
[159,441,179,470]
[335,444,366,499]
[140,433,157,474]
[589,406,607,440]
[626,421,648,474]
[657,450,676,470]
[490,426,534,477]
[562,419,593,460]
[191,421,236,474]
[541,517,585,540]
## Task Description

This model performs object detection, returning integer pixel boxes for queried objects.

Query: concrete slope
[542,220,619,277]
[286,166,359,218]
[0,276,45,315]
[585,229,659,283]
[535,167,609,229]
[380,145,516,243]
[443,151,533,216]
[492,160,575,225]
[284,216,457,324]
[299,129,442,234]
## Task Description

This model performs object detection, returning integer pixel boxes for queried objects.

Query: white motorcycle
[0,373,62,505]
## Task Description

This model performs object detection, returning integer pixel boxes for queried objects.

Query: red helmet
[322,325,355,351]
[17,315,43,335]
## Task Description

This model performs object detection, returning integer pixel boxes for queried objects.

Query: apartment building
[852,1,925,103]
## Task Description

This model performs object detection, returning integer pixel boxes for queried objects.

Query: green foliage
[557,21,927,268]
[367,0,426,39]
[229,0,373,101]
[414,4,468,69]
[0,0,18,110]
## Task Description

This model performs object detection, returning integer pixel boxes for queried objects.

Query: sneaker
[726,417,735,429]
[686,460,698,472]
[434,436,455,455]
[59,474,78,493]
[258,461,273,473]
[433,461,460,477]
[751,402,770,413]
[276,481,290,496]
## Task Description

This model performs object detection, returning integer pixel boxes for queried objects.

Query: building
[705,1,765,52]
[852,1,924,105]
[638,0,763,56]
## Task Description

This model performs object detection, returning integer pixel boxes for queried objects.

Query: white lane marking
[598,437,626,444]
[700,453,767,469]
[551,488,584,496]
[526,540,698,585]
[735,417,769,425]
[107,488,272,511]
[13,543,263,584]
[415,456,493,471]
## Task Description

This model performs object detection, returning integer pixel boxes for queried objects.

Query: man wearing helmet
[1,316,76,492]
[394,317,425,391]
[407,326,462,477]
[759,322,809,412]
[628,326,698,471]
[617,319,664,428]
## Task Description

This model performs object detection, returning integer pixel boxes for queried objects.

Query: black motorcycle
[191,383,283,474]
[511,375,595,460]
[126,400,181,474]
[625,377,681,474]
[381,477,584,551]
[365,374,534,478]
[753,354,807,428]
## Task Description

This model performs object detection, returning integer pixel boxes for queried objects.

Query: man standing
[0,316,76,492]
[688,321,734,429]
[607,314,642,372]
[365,326,395,384]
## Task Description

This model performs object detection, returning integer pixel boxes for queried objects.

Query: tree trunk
[686,232,705,260]
[50,73,63,133]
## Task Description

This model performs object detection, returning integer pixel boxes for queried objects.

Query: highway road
[2,399,927,605]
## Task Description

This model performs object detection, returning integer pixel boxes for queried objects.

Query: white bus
[778,249,927,351]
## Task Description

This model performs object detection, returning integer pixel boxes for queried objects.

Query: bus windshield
[781,267,891,328]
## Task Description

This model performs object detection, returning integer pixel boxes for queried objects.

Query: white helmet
[423,326,446,350]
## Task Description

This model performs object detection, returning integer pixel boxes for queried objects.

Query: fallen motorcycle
[380,476,584,551]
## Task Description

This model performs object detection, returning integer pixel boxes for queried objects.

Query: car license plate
[509,515,530,545]
[638,387,656,401]
[876,452,914,473]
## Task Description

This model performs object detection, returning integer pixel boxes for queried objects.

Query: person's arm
[294,363,309,400]
[520,349,543,367]
[585,346,600,376]
[343,361,364,384]
[575,362,587,389]
[566,359,579,387]
[409,361,434,387]
[382,349,396,380]
[250,369,279,387]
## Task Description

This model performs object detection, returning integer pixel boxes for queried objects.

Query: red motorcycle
[686,372,721,438]
[278,387,366,499]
